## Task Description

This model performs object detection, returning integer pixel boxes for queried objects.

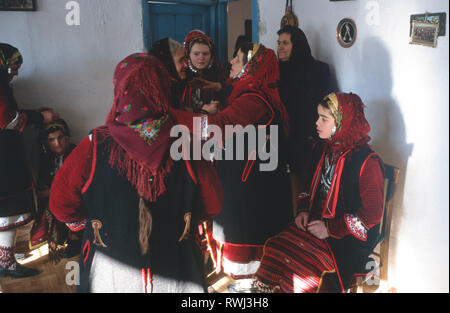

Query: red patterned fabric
[255,223,336,293]
[228,44,288,124]
[104,53,175,202]
[322,92,371,156]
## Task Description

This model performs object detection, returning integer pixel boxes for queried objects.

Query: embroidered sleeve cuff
[66,219,87,232]
[344,214,368,241]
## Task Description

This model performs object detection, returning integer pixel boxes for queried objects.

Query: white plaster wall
[258,0,449,292]
[0,0,144,143]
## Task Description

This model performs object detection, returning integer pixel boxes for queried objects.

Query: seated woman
[182,30,229,114]
[30,119,80,262]
[170,42,292,280]
[253,92,385,293]
[49,54,206,293]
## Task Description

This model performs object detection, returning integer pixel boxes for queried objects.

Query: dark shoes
[0,263,40,278]
[63,239,81,259]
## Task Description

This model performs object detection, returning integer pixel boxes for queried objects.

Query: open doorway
[227,0,252,62]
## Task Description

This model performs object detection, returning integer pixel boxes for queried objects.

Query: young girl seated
[253,92,385,293]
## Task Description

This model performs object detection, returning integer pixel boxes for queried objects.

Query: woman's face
[316,104,336,139]
[173,47,188,80]
[277,32,293,62]
[229,49,245,79]
[46,130,69,156]
[8,64,21,82]
[189,43,211,70]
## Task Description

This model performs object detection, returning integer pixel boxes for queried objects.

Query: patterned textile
[228,43,288,124]
[319,92,371,155]
[255,223,336,293]
[104,53,175,202]
[0,245,15,270]
[0,43,22,72]
[344,214,367,241]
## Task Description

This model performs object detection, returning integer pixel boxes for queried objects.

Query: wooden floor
[0,222,233,293]
[0,222,77,293]
[0,222,391,293]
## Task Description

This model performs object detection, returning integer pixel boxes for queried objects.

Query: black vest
[78,134,203,292]
[312,145,384,290]
[0,130,34,217]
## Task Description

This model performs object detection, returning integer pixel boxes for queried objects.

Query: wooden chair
[350,163,400,292]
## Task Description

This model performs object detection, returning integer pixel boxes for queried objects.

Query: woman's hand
[201,101,220,115]
[307,220,329,240]
[295,211,309,231]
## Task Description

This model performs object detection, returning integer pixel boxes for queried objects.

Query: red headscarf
[184,31,214,64]
[230,43,288,123]
[320,92,371,154]
[103,53,175,202]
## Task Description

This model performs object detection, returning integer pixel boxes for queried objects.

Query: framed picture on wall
[410,21,439,48]
[0,0,36,11]
[410,12,446,36]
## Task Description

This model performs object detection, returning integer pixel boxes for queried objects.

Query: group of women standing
[2,25,385,294]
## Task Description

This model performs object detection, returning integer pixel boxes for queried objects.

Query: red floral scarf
[102,53,175,202]
[320,92,371,160]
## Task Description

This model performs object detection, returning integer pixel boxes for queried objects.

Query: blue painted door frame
[142,0,232,63]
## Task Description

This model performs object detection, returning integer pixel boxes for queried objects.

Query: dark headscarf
[0,43,23,109]
[277,26,316,115]
[149,38,186,109]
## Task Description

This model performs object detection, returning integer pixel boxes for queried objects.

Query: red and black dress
[254,92,385,292]
[171,44,292,279]
[50,54,207,292]
[0,67,44,231]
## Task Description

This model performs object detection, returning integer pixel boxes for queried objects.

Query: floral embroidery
[120,62,128,69]
[344,214,367,241]
[128,115,170,145]
[123,104,131,112]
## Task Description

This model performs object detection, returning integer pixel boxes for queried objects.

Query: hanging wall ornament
[280,0,299,28]
[337,18,357,48]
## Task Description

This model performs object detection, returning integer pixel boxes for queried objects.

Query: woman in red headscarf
[49,54,205,293]
[182,30,229,114]
[253,92,385,293]
[171,43,292,281]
